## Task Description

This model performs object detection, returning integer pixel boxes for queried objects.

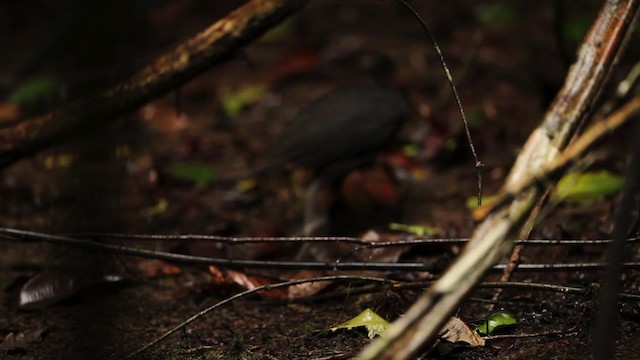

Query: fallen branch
[0,0,308,169]
[357,1,640,359]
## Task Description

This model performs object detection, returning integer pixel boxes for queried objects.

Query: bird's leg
[303,178,329,236]
[295,178,332,261]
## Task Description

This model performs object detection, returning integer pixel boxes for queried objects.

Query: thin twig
[393,0,484,205]
[4,228,640,274]
[69,231,640,247]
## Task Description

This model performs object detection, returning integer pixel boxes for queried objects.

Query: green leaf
[330,308,390,339]
[8,74,66,106]
[144,198,168,218]
[563,16,591,43]
[221,84,267,118]
[474,312,517,335]
[474,3,517,26]
[552,170,624,205]
[389,222,437,237]
[402,143,419,157]
[167,162,217,185]
[465,195,497,210]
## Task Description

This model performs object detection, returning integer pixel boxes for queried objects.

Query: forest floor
[2,1,640,359]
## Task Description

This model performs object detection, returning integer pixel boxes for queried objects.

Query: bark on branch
[0,0,308,169]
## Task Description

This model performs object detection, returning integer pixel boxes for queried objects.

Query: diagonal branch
[0,0,308,169]
[357,1,640,359]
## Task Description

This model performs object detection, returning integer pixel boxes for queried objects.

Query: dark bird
[261,52,409,180]
[225,52,410,240]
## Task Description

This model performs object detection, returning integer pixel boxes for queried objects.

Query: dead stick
[0,0,308,169]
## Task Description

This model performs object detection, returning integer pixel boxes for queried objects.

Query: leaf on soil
[342,168,400,211]
[221,84,267,118]
[552,170,624,205]
[439,316,485,346]
[8,74,66,106]
[352,230,410,263]
[330,308,390,339]
[1,328,47,351]
[287,271,333,299]
[474,3,517,26]
[136,259,181,278]
[19,269,123,310]
[235,178,257,192]
[138,102,189,133]
[43,153,75,169]
[389,222,438,236]
[208,266,289,299]
[402,143,419,157]
[466,194,497,210]
[167,161,217,185]
[0,102,20,121]
[143,198,168,218]
[474,312,517,335]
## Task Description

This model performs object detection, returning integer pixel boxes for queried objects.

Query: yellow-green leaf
[221,84,267,118]
[144,198,168,218]
[553,171,624,205]
[330,308,390,339]
[465,194,497,210]
[474,312,517,335]
[389,222,437,237]
[8,74,66,106]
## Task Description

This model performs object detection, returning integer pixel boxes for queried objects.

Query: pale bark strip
[0,0,308,169]
[357,1,640,359]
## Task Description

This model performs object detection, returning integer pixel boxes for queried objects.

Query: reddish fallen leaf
[341,168,399,213]
[208,266,288,299]
[288,270,333,299]
[0,102,20,122]
[138,102,189,133]
[136,259,181,278]
[268,49,320,85]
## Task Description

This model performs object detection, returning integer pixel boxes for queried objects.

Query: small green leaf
[553,171,624,205]
[474,312,517,335]
[563,16,591,43]
[474,3,517,26]
[465,195,497,210]
[167,162,217,185]
[402,143,419,157]
[221,84,267,118]
[8,74,67,106]
[467,108,485,128]
[389,222,437,237]
[144,198,168,218]
[330,308,390,339]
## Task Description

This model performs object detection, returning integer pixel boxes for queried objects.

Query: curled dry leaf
[208,266,289,299]
[19,269,123,310]
[287,270,334,299]
[439,317,485,347]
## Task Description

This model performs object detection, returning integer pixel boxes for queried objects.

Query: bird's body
[264,84,409,176]
[218,52,409,239]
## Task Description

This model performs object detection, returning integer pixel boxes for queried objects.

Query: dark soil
[2,1,640,359]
